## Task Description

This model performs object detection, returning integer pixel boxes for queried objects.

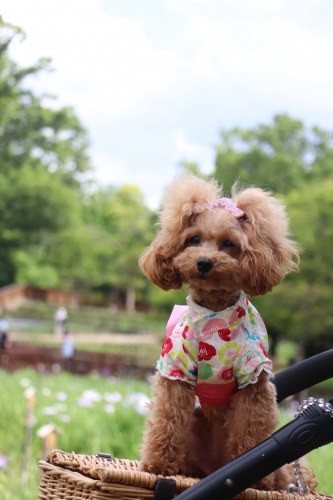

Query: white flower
[43,406,57,415]
[104,404,115,413]
[55,403,67,411]
[77,397,93,408]
[20,378,31,388]
[104,392,122,403]
[135,397,150,416]
[60,414,71,423]
[82,389,102,402]
[24,387,36,399]
[125,392,150,416]
[42,387,51,396]
[56,392,68,401]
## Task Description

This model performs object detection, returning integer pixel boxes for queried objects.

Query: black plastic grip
[274,350,333,404]
[273,404,333,461]
[176,404,333,500]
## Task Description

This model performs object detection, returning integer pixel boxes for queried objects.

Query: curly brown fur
[139,174,315,491]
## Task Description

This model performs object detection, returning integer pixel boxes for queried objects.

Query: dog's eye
[189,236,201,245]
[223,240,235,248]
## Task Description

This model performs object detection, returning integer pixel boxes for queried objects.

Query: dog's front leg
[224,371,279,490]
[140,373,195,476]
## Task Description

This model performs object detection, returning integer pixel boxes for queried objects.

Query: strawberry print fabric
[157,292,273,407]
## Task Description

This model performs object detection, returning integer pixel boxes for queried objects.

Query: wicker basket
[38,449,332,500]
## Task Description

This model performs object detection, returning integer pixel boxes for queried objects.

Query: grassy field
[1,369,333,500]
[5,300,168,335]
[0,369,152,500]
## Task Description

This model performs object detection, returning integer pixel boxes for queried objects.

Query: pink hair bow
[210,198,245,219]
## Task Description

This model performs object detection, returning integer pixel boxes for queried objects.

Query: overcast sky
[1,0,333,208]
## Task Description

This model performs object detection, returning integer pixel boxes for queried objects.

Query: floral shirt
[157,292,273,408]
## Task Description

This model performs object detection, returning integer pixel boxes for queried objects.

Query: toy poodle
[139,174,314,491]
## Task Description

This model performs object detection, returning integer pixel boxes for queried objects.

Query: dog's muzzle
[196,258,213,274]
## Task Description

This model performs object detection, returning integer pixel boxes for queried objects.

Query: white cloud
[2,0,181,119]
[185,16,332,78]
[2,0,333,209]
[90,151,127,186]
[179,12,333,114]
[90,149,172,209]
[220,0,288,13]
[174,129,215,174]
[163,0,207,14]
[165,0,288,16]
[175,129,203,157]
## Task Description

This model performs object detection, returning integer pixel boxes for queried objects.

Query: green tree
[45,225,115,297]
[283,180,333,357]
[0,17,91,187]
[252,179,333,355]
[0,17,96,289]
[0,165,82,286]
[214,114,333,195]
[0,17,158,306]
[85,185,155,312]
[211,115,333,357]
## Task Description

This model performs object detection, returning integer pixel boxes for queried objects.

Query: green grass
[1,369,333,500]
[275,341,298,369]
[0,369,151,500]
[74,342,161,367]
[5,300,168,335]
[306,445,333,494]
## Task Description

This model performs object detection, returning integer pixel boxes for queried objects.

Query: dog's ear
[234,187,299,296]
[238,233,289,296]
[139,237,183,291]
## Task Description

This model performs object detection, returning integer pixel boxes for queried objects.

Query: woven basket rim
[41,449,332,500]
[45,449,200,493]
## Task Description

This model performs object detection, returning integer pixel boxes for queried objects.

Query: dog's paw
[139,460,179,476]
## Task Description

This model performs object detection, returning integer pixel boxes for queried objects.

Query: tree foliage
[0,17,91,186]
[0,18,153,311]
[0,165,81,285]
[0,17,93,288]
[214,114,333,195]
[2,15,333,338]
[84,185,155,311]
[213,114,333,356]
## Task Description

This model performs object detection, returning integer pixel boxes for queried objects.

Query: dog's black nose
[196,258,213,274]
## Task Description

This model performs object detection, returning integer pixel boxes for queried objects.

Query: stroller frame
[175,349,333,500]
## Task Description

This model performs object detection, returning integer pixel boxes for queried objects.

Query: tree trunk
[70,290,79,308]
[126,284,136,314]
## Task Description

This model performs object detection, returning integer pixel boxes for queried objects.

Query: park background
[0,1,333,499]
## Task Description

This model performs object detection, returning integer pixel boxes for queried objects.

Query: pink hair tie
[210,198,245,219]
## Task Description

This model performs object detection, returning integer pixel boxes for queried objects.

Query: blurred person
[61,330,75,372]
[0,317,10,350]
[53,306,68,336]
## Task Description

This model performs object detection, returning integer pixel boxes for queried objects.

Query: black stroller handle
[176,403,333,500]
[175,350,333,500]
[274,349,333,404]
